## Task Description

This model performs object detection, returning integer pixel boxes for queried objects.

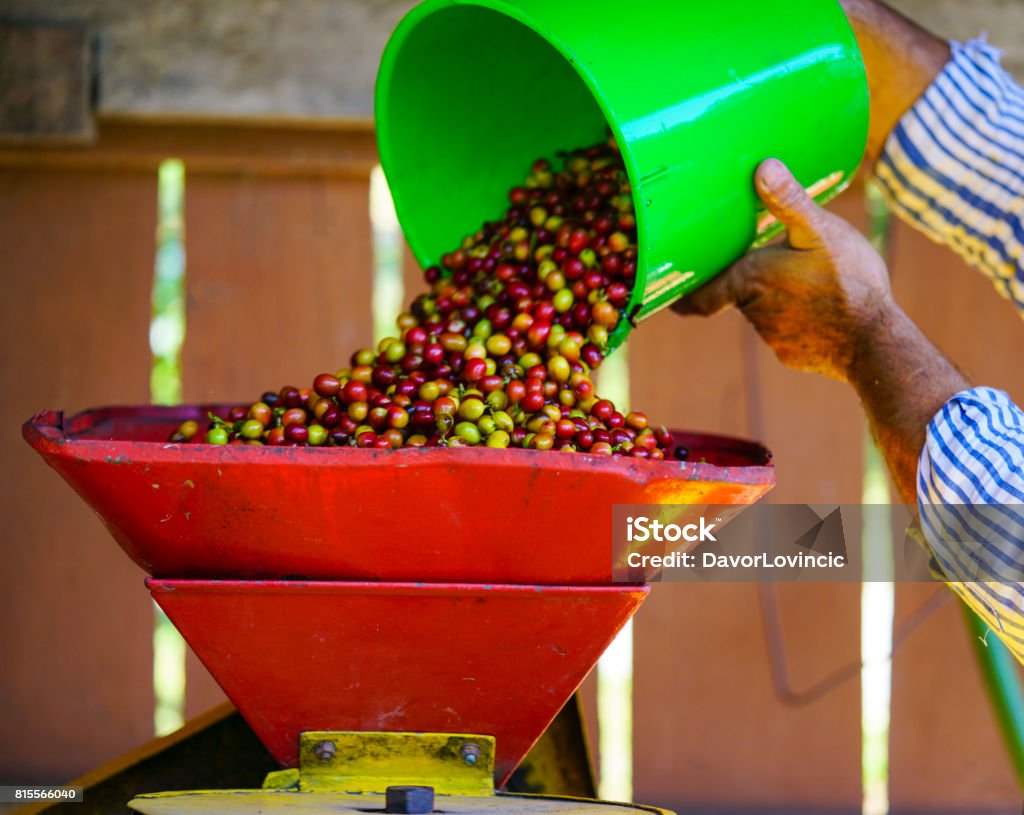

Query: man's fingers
[756,158,827,251]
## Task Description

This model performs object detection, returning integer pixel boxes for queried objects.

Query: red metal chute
[149,579,646,784]
[24,404,774,783]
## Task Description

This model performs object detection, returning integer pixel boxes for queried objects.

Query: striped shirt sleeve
[877,41,1024,659]
[874,37,1024,309]
[919,388,1024,660]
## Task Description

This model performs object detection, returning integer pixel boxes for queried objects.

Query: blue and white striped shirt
[875,39,1024,656]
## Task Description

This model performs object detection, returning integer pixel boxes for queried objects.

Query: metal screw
[386,786,434,815]
[460,742,480,766]
[313,740,336,762]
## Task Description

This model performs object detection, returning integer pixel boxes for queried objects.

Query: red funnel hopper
[25,404,774,784]
[23,406,775,584]
[149,579,646,784]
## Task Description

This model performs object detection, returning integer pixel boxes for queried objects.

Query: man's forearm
[847,302,968,503]
[839,0,950,168]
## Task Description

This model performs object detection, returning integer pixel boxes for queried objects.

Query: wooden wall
[625,196,1024,813]
[0,117,378,779]
[0,162,156,784]
[1,118,1022,813]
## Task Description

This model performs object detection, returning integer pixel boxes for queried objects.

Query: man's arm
[676,158,967,502]
[841,0,1024,310]
[834,4,1024,638]
[845,305,967,503]
[838,0,950,170]
[677,158,1024,658]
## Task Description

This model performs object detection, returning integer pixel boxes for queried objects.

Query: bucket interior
[376,4,609,272]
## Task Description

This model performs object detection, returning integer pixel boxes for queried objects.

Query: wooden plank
[889,219,1024,406]
[630,192,867,811]
[632,582,861,811]
[179,171,377,711]
[887,219,1024,811]
[624,306,751,439]
[180,174,376,405]
[890,584,1020,811]
[18,705,276,815]
[1,117,385,765]
[0,167,156,782]
[0,116,378,179]
[402,241,427,307]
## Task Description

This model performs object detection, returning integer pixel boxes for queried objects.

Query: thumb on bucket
[755,159,827,251]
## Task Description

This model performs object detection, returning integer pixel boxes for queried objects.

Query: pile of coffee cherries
[172,136,675,459]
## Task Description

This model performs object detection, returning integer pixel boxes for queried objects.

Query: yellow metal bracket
[262,731,496,796]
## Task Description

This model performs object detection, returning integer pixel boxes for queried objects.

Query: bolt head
[313,740,336,761]
[385,786,434,815]
[460,742,480,766]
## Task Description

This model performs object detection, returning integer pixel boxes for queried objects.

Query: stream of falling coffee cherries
[172,135,680,459]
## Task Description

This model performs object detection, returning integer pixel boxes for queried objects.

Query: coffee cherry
[342,381,367,404]
[592,400,614,422]
[532,434,555,451]
[626,411,649,431]
[240,419,265,440]
[486,334,512,356]
[263,427,284,445]
[387,406,410,429]
[279,387,301,408]
[434,396,458,417]
[592,301,619,327]
[487,430,511,448]
[547,355,571,383]
[608,232,630,252]
[581,344,604,369]
[464,358,487,382]
[308,424,328,446]
[457,398,486,422]
[171,420,199,442]
[313,373,341,398]
[207,427,229,445]
[555,419,577,440]
[347,401,368,422]
[454,422,482,445]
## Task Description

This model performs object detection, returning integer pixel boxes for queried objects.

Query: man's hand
[675,158,969,503]
[673,159,892,383]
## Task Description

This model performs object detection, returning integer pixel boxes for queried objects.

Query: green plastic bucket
[375,0,868,350]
